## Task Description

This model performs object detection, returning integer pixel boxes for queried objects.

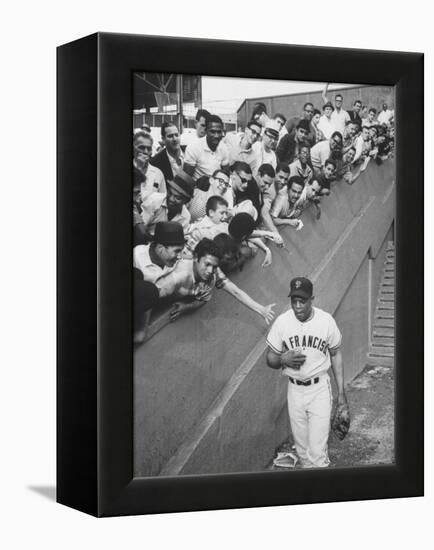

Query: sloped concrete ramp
[134,160,395,476]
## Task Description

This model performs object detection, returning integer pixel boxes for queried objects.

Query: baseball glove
[332,402,350,440]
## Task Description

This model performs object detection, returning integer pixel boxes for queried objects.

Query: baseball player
[266,277,349,468]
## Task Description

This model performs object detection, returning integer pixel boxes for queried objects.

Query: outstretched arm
[222,279,275,324]
[322,83,329,104]
[170,299,206,322]
[272,216,302,228]
[248,237,272,267]
[260,203,284,245]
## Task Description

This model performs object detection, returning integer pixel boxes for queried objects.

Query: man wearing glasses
[224,119,262,169]
[251,120,278,175]
[230,161,261,220]
[310,131,343,175]
[188,169,233,223]
[284,103,316,147]
[276,120,311,165]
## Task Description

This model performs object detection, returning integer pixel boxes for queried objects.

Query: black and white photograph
[132,73,396,477]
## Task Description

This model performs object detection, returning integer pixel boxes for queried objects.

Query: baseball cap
[288,277,313,299]
[264,119,280,138]
[167,171,195,200]
[322,101,335,112]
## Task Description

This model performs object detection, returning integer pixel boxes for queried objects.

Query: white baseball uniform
[266,306,342,468]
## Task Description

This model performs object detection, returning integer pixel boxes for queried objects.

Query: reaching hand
[262,249,272,267]
[271,232,284,247]
[261,303,276,325]
[170,302,184,322]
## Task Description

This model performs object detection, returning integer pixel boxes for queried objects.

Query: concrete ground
[269,363,395,470]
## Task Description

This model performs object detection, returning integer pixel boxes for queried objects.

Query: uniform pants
[287,374,333,468]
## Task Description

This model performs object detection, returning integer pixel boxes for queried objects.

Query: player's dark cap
[288,277,313,299]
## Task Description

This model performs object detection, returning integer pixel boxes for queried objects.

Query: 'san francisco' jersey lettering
[266,307,342,380]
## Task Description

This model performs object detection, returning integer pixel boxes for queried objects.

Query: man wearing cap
[251,120,278,175]
[138,172,194,238]
[183,114,230,182]
[266,277,349,468]
[276,119,310,165]
[317,102,336,140]
[133,221,185,289]
[284,103,316,147]
[321,85,351,136]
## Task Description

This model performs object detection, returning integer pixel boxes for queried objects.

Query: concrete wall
[237,85,395,129]
[334,256,370,382]
[370,225,395,330]
[134,160,395,477]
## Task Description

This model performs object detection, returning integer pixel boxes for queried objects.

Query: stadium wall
[134,159,395,477]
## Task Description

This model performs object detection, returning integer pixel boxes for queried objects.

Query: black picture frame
[57,32,423,517]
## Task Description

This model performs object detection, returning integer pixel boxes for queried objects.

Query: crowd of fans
[132,84,395,344]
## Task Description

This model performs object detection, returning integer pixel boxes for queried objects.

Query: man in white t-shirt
[224,120,262,169]
[266,277,349,468]
[321,84,350,135]
[183,114,230,182]
[377,103,393,126]
[180,108,211,149]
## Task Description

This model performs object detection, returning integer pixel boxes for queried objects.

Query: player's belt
[289,376,320,386]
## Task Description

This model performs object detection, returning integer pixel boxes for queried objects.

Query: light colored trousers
[287,374,333,468]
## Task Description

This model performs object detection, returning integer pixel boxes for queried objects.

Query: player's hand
[261,303,275,325]
[280,350,306,370]
[262,249,272,267]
